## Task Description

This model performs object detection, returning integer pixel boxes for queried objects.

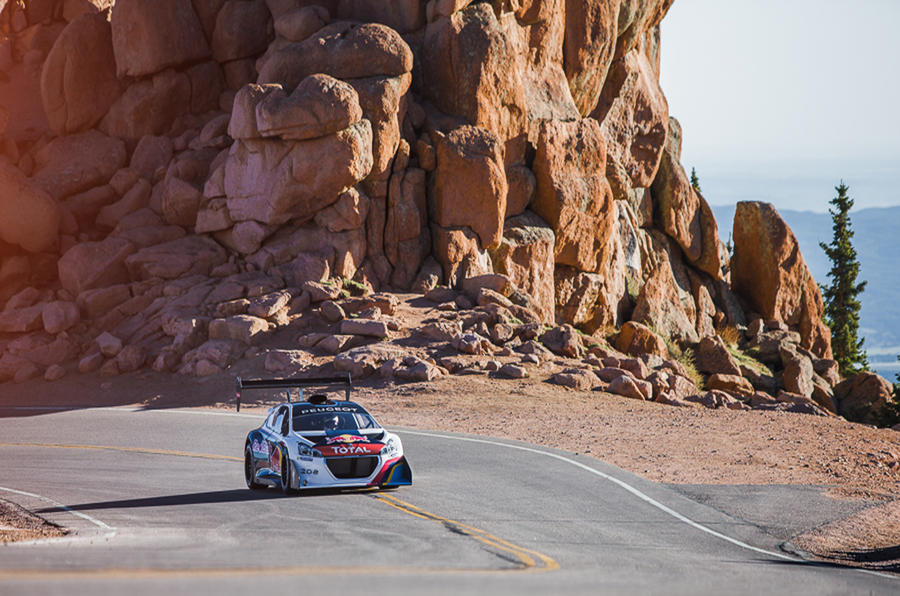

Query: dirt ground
[0,499,65,544]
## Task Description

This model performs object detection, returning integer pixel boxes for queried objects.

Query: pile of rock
[0,0,896,426]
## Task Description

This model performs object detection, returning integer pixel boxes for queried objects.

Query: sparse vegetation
[341,277,370,297]
[690,167,702,193]
[656,328,704,390]
[716,325,769,376]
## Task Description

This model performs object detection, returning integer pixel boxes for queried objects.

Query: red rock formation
[732,201,832,359]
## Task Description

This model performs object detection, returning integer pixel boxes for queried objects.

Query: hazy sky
[659,0,900,210]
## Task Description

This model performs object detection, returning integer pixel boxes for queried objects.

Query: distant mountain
[712,204,900,380]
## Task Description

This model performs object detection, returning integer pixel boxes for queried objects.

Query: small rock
[340,319,389,338]
[78,352,104,373]
[115,345,146,373]
[208,315,269,344]
[42,301,81,334]
[499,363,527,379]
[608,375,651,400]
[321,300,346,322]
[318,334,355,355]
[99,359,120,376]
[595,367,632,383]
[264,349,311,373]
[540,325,583,358]
[706,373,755,397]
[13,362,40,383]
[420,320,462,342]
[302,280,342,302]
[521,353,540,365]
[248,290,292,319]
[551,369,598,391]
[194,359,222,377]
[44,364,66,381]
[96,331,123,358]
[425,286,457,303]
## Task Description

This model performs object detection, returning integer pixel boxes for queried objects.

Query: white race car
[239,375,412,493]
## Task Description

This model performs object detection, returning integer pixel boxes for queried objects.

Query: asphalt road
[0,406,895,595]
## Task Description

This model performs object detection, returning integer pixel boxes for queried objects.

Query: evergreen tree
[690,167,702,193]
[819,182,868,376]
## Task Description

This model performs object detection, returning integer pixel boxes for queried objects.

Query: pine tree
[819,182,868,376]
[690,167,702,193]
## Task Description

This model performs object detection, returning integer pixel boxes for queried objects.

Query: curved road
[0,407,895,595]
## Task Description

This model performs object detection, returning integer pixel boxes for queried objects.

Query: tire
[280,446,297,495]
[245,445,265,490]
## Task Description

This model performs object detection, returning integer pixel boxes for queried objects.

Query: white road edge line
[0,486,116,544]
[6,407,894,580]
[397,429,897,581]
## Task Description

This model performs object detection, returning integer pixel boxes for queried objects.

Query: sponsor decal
[325,434,367,445]
[252,439,269,457]
[294,406,361,416]
[269,443,281,471]
[316,443,383,457]
[299,456,313,462]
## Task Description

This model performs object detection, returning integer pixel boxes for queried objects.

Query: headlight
[380,437,401,458]
[297,445,321,458]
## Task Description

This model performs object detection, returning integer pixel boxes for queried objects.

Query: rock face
[732,201,832,358]
[0,0,854,422]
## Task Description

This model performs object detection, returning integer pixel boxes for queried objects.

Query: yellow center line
[0,442,241,462]
[373,493,559,572]
[0,443,559,577]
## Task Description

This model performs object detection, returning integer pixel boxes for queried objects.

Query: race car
[237,374,412,493]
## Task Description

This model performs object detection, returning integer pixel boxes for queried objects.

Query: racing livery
[239,375,412,493]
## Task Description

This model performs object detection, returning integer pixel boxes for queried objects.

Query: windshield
[291,405,378,433]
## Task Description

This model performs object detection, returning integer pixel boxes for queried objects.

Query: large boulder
[0,159,60,253]
[58,237,136,295]
[532,118,616,273]
[111,0,211,78]
[431,126,507,250]
[732,201,832,358]
[255,74,362,141]
[616,320,668,358]
[41,11,122,135]
[695,335,740,376]
[384,168,429,288]
[99,69,192,141]
[31,130,126,200]
[563,0,619,116]
[257,22,413,90]
[224,120,373,225]
[833,372,893,425]
[422,3,527,162]
[432,224,493,288]
[632,251,698,344]
[125,236,226,280]
[490,211,555,324]
[211,0,270,62]
[650,117,721,278]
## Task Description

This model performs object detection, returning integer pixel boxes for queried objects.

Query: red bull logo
[325,434,367,444]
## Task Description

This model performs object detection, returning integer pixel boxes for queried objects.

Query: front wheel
[280,447,297,495]
[245,445,265,490]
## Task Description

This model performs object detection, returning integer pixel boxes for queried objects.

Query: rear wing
[234,373,353,411]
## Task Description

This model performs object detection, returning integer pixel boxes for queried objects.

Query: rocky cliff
[0,0,892,423]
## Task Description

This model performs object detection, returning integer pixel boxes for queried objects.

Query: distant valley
[712,204,900,380]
